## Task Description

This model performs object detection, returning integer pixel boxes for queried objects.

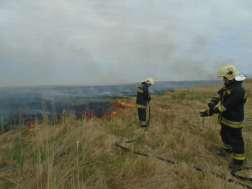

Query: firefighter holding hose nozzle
[136,78,154,128]
[200,65,247,169]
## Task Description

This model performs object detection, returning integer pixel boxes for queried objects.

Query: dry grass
[0,80,252,189]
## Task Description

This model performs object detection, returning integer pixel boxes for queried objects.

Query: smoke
[0,0,251,87]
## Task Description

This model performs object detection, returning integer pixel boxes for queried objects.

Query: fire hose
[115,104,252,189]
[115,141,252,189]
[145,103,151,131]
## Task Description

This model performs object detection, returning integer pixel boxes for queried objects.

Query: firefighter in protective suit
[136,78,154,127]
[200,65,247,169]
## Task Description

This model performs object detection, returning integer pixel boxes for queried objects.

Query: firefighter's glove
[200,109,215,117]
[148,96,151,102]
[208,101,216,109]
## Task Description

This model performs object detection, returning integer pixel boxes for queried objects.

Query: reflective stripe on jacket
[212,81,247,128]
[136,82,150,108]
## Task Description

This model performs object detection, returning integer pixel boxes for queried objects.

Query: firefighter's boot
[229,163,243,169]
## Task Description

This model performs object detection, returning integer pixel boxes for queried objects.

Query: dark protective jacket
[136,82,151,108]
[211,81,247,128]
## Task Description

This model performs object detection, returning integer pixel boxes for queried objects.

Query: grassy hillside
[1,80,252,189]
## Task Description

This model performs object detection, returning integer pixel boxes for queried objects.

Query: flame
[165,89,172,94]
[106,111,117,119]
[28,123,36,130]
[82,108,100,120]
[105,100,136,119]
[20,100,136,129]
[27,119,36,130]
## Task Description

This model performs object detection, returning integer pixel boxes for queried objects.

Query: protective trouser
[220,124,245,165]
[138,108,146,126]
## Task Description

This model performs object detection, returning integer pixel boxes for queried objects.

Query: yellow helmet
[145,78,154,85]
[217,65,240,80]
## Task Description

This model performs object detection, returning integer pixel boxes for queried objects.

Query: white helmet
[217,65,246,81]
[145,78,154,85]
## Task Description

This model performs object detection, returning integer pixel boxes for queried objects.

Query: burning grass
[0,81,252,189]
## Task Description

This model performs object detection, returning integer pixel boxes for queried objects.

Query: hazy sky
[1,0,252,87]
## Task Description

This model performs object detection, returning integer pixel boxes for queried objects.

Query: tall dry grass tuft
[0,82,251,188]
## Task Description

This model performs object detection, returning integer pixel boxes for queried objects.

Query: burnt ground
[0,80,224,132]
[2,100,128,131]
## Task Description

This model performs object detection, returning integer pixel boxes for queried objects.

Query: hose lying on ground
[231,167,252,181]
[115,142,252,189]
[115,142,178,164]
[120,104,252,188]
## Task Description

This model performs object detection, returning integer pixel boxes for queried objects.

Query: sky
[1,0,252,87]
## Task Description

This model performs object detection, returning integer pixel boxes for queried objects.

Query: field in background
[0,80,252,189]
[0,79,223,131]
